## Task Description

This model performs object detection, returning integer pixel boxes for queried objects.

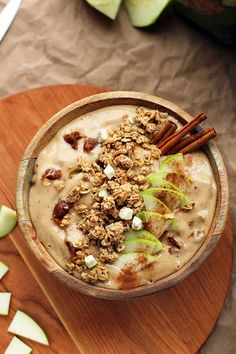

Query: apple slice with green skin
[86,0,122,20]
[124,238,163,254]
[125,0,172,27]
[113,253,156,273]
[140,192,172,214]
[0,260,9,280]
[159,153,184,173]
[148,172,192,193]
[146,176,182,192]
[0,205,17,238]
[0,292,12,315]
[8,310,49,346]
[143,187,188,210]
[138,211,173,239]
[4,337,32,354]
[125,229,157,242]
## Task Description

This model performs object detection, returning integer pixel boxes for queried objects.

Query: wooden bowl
[16,91,229,300]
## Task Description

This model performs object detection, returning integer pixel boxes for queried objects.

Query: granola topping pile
[41,107,170,283]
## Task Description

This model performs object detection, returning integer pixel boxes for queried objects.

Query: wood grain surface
[0,84,233,354]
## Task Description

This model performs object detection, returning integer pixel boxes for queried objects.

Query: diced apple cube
[119,207,133,220]
[84,255,97,269]
[98,189,109,198]
[132,216,143,230]
[104,164,115,179]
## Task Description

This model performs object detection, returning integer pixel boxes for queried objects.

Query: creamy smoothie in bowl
[29,105,217,290]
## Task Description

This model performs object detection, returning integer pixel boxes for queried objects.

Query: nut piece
[83,138,97,152]
[84,255,97,269]
[104,164,115,179]
[119,207,133,220]
[52,200,70,223]
[54,181,65,191]
[41,168,62,181]
[132,216,143,230]
[64,131,81,150]
[97,129,108,142]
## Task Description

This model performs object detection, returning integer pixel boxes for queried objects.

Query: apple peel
[0,205,17,238]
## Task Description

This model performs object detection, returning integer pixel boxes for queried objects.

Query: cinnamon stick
[168,128,213,154]
[161,121,177,141]
[150,121,172,144]
[159,112,207,154]
[178,128,216,154]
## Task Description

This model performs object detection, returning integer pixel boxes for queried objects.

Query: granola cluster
[43,107,169,283]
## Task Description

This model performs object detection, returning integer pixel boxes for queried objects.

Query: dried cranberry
[63,131,81,150]
[41,168,62,180]
[83,138,97,152]
[53,200,70,223]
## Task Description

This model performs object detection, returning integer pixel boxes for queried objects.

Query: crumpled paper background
[0,0,235,352]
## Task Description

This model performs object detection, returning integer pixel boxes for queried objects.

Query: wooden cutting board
[0,84,233,354]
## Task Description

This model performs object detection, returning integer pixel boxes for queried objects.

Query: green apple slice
[140,192,172,214]
[148,172,192,193]
[138,211,173,239]
[125,229,157,242]
[113,252,156,273]
[146,176,181,192]
[8,310,49,346]
[4,336,32,354]
[124,230,164,252]
[0,205,17,238]
[0,260,9,280]
[125,0,171,27]
[124,238,163,254]
[0,292,12,315]
[86,0,122,20]
[159,153,184,172]
[143,187,188,210]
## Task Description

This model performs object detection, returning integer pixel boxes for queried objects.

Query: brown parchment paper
[0,0,235,352]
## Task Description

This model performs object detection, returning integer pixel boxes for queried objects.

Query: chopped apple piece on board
[0,260,9,280]
[8,310,49,346]
[4,336,32,354]
[0,292,12,315]
[86,0,122,20]
[0,205,17,238]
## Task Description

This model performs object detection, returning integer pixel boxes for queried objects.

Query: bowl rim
[16,91,229,300]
